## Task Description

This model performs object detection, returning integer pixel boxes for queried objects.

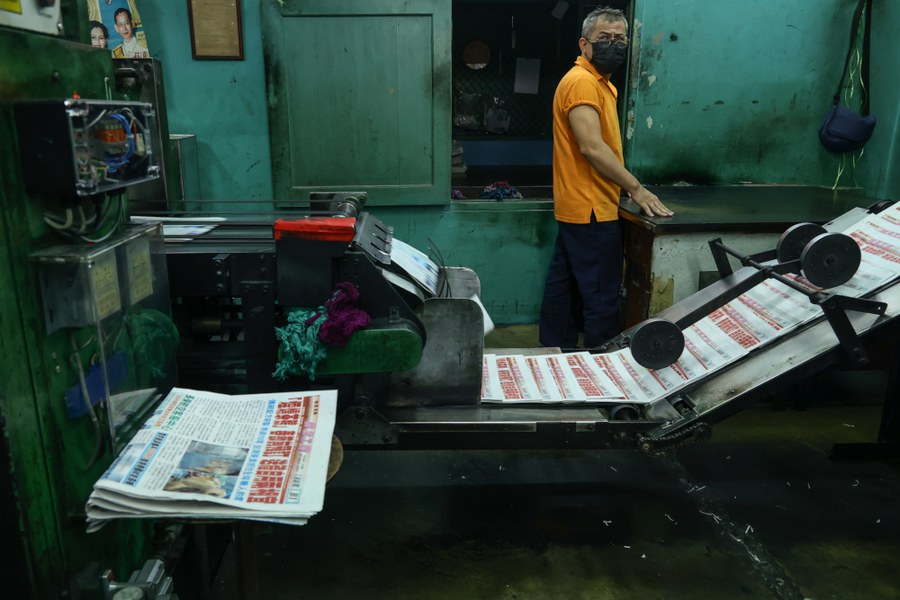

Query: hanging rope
[831,2,870,190]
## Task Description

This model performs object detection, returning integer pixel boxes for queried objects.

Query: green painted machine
[0,15,182,600]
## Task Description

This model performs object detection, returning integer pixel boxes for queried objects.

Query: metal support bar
[686,240,886,358]
[669,241,803,332]
[832,336,900,460]
[708,237,734,277]
[817,294,886,367]
[710,239,807,294]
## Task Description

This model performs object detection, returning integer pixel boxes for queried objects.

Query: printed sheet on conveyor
[482,202,900,404]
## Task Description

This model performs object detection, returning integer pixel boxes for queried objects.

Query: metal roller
[776,222,827,263]
[800,232,862,289]
[629,318,685,370]
[610,404,641,421]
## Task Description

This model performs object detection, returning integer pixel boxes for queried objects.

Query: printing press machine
[162,194,900,455]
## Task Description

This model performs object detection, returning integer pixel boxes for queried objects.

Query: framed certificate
[187,0,244,60]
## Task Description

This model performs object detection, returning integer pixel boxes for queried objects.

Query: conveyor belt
[352,294,896,451]
[346,204,899,451]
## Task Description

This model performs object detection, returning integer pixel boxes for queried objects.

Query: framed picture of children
[86,0,150,58]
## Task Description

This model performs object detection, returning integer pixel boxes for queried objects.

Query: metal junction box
[14,98,160,199]
[30,223,164,335]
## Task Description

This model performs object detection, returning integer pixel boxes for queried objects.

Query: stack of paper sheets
[483,202,900,405]
[86,387,337,532]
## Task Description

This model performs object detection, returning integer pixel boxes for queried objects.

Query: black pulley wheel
[610,404,641,421]
[776,222,827,263]
[800,232,861,289]
[629,318,685,370]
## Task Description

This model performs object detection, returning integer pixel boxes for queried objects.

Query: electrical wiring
[79,193,124,243]
[119,108,151,169]
[43,208,74,230]
[120,107,146,139]
[70,332,105,471]
[85,108,108,130]
[41,190,126,242]
[102,113,136,173]
[85,193,113,233]
[75,205,88,234]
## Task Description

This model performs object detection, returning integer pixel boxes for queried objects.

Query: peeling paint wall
[625,0,898,193]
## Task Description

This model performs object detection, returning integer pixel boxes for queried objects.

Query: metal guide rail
[157,200,898,453]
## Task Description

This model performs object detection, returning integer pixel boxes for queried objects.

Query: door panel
[263,1,451,206]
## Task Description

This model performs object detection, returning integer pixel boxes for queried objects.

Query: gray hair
[582,7,628,38]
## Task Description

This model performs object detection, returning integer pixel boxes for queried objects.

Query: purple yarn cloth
[318,282,371,347]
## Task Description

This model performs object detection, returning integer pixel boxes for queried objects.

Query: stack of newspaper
[86,387,337,532]
[484,201,900,405]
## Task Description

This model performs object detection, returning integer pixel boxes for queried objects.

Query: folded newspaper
[86,387,338,532]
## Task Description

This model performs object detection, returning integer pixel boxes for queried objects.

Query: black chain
[638,421,712,454]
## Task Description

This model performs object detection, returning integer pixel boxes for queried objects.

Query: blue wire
[103,113,135,173]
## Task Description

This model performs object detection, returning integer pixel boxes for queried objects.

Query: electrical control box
[31,222,178,449]
[0,0,62,37]
[30,222,163,335]
[14,98,161,199]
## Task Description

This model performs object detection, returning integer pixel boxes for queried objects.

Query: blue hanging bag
[818,0,876,153]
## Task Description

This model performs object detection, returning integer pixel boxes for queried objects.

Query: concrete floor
[212,326,900,600]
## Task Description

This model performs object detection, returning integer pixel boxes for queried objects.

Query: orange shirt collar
[574,56,618,98]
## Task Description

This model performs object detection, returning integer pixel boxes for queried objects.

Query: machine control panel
[14,98,160,200]
[0,0,62,36]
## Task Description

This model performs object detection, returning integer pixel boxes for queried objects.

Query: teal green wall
[140,0,899,203]
[625,0,896,188]
[857,0,900,200]
[139,1,274,205]
[374,202,556,322]
[137,0,556,323]
[137,0,898,324]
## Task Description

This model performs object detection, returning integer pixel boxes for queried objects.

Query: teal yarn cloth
[273,308,327,381]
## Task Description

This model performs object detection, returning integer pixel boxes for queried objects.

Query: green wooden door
[262,0,451,206]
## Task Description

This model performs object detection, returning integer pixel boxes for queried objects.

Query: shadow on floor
[212,402,899,600]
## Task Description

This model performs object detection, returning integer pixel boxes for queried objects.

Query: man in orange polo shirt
[540,6,672,349]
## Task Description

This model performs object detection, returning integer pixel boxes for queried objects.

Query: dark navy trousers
[539,216,623,349]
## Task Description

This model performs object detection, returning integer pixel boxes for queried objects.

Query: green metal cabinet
[0,25,162,600]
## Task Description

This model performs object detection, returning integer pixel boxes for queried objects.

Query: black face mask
[590,41,627,74]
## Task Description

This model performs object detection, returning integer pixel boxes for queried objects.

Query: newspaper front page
[483,202,900,405]
[86,387,338,531]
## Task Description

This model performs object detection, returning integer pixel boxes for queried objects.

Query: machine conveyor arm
[625,220,885,370]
